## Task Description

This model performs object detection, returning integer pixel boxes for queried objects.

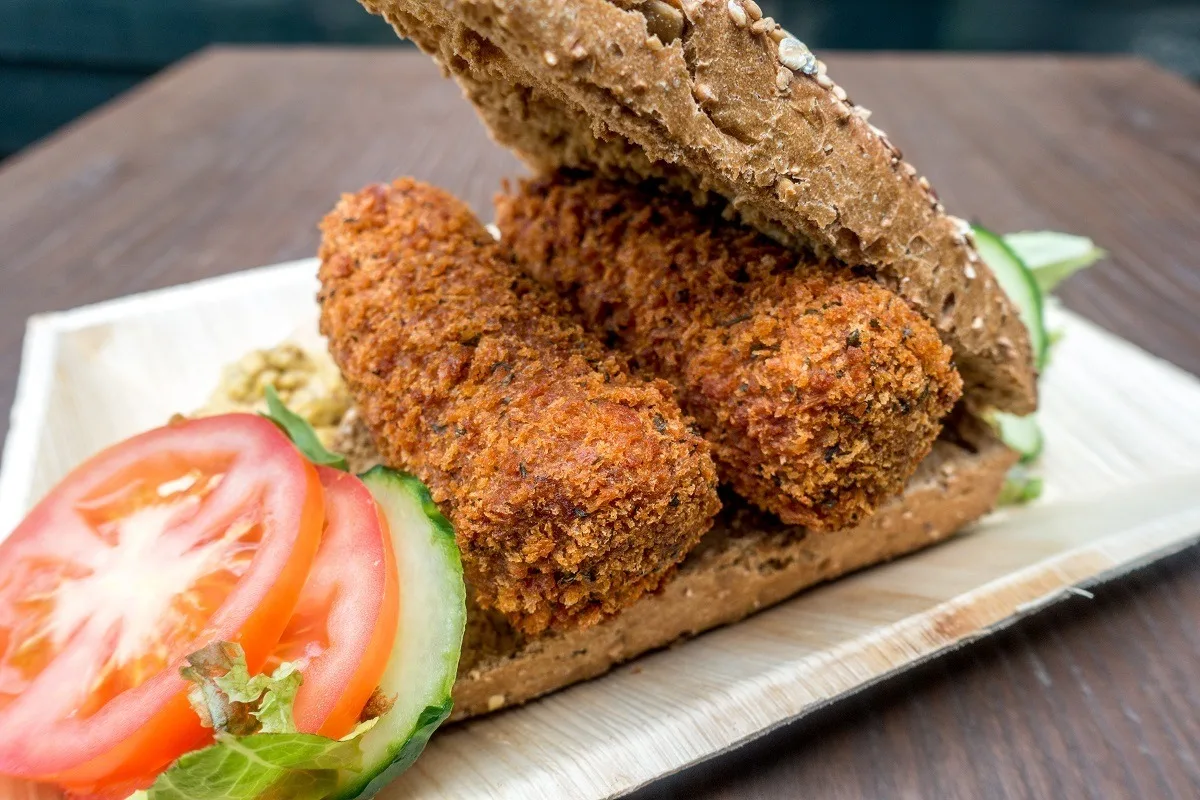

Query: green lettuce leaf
[180,642,301,736]
[146,727,367,800]
[261,385,348,471]
[1003,231,1106,294]
[250,662,303,735]
[180,642,260,736]
[146,643,375,800]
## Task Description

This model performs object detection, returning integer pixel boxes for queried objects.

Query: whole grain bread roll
[359,0,1038,415]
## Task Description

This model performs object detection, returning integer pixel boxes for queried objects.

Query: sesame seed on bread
[359,0,1038,414]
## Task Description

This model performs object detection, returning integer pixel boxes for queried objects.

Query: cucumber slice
[991,411,1044,464]
[997,466,1044,506]
[331,467,466,799]
[972,226,1049,370]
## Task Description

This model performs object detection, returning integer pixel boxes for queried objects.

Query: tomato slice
[0,415,324,786]
[266,467,399,739]
[68,467,401,797]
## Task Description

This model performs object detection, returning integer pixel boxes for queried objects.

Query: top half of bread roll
[360,0,1038,415]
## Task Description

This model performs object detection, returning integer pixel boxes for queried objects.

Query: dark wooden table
[1,48,1198,798]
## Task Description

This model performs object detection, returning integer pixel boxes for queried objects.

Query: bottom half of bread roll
[333,409,1015,721]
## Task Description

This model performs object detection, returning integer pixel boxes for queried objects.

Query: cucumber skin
[331,467,465,800]
[351,701,452,799]
[972,226,1049,370]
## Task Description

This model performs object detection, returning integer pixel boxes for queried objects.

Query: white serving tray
[3,260,1200,799]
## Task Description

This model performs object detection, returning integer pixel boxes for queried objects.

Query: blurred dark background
[3,0,1199,160]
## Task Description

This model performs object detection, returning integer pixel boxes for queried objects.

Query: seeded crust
[334,410,1016,719]
[498,172,963,530]
[318,179,721,635]
[359,0,1037,415]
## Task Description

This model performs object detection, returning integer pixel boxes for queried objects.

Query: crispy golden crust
[318,179,720,635]
[496,173,962,530]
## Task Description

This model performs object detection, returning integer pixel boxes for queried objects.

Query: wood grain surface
[1,48,1198,798]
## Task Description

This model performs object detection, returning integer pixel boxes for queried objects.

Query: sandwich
[326,0,1038,719]
[0,2,1100,797]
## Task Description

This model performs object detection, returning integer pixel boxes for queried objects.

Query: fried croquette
[318,179,721,635]
[496,173,963,530]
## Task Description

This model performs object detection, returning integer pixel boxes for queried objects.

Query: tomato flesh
[0,415,323,786]
[267,467,399,739]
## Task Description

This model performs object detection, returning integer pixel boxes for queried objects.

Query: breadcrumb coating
[318,179,720,635]
[496,173,963,530]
